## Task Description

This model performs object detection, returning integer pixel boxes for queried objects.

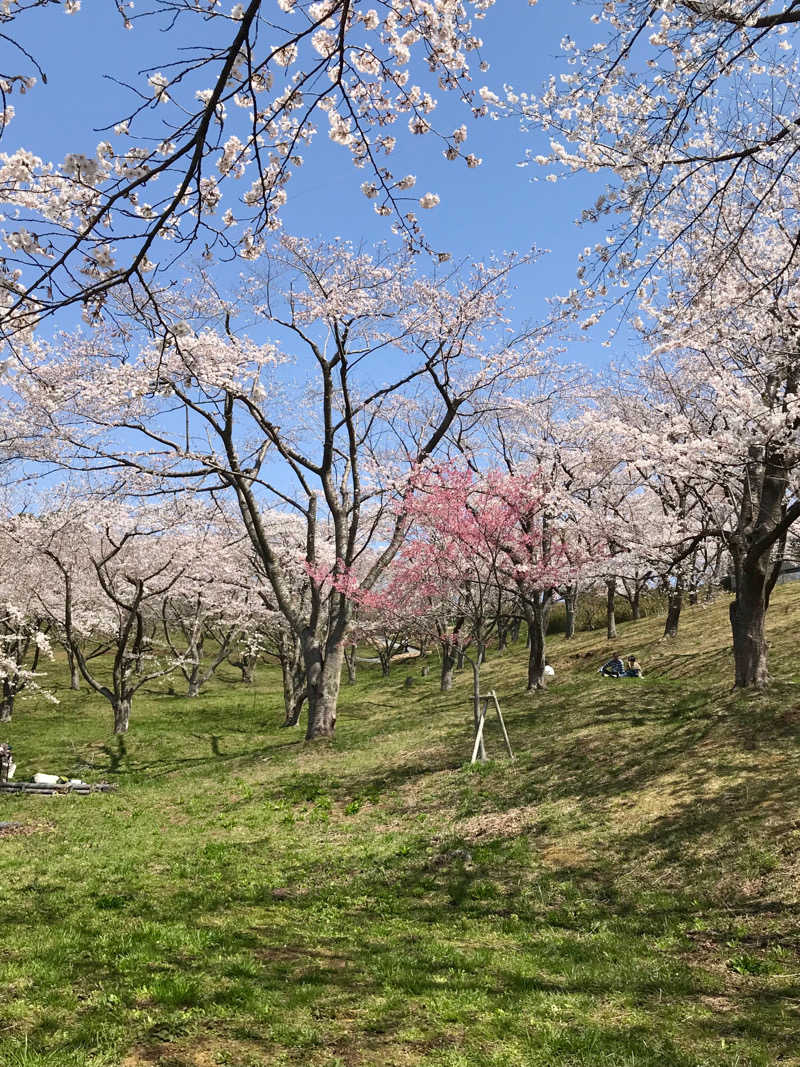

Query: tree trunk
[664,570,685,638]
[67,648,81,690]
[606,578,617,641]
[730,564,769,688]
[281,652,307,727]
[187,675,202,698]
[113,699,131,735]
[440,642,457,691]
[525,593,551,690]
[630,587,641,621]
[664,591,683,638]
[0,696,12,723]
[510,617,521,644]
[344,645,357,684]
[304,639,344,741]
[470,655,487,763]
[563,584,578,639]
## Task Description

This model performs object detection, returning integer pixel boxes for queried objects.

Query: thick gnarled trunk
[730,566,769,689]
[281,650,307,727]
[304,639,344,741]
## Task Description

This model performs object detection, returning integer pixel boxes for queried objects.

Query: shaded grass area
[2,587,800,1065]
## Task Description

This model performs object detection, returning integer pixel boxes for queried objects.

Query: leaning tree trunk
[112,698,131,735]
[606,579,617,641]
[304,639,344,741]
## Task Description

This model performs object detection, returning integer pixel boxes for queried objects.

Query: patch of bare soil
[456,804,539,842]
[0,820,55,838]
[121,1035,265,1067]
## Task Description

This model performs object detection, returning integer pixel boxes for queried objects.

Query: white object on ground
[33,773,60,785]
[544,664,555,677]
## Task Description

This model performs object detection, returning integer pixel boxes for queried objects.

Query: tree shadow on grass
[11,838,800,1067]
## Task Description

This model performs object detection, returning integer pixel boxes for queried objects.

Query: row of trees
[0,228,796,738]
[0,4,798,740]
[0,466,742,739]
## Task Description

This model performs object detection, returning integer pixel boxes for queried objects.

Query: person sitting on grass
[599,652,625,677]
[625,655,643,677]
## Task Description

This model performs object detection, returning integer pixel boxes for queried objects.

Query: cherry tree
[393,467,511,760]
[17,497,209,733]
[629,187,800,685]
[0,524,55,722]
[10,238,547,739]
[0,0,496,340]
[395,463,577,754]
[157,512,265,697]
[479,467,580,690]
[506,1,800,313]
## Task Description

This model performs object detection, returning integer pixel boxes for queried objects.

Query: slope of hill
[1,585,799,1066]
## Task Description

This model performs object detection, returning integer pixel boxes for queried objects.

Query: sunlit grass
[1,585,799,1065]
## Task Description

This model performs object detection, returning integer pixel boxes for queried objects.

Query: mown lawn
[2,586,800,1066]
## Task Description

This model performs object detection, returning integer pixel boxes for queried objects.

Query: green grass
[2,586,800,1066]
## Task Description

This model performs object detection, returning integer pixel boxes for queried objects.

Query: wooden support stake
[470,698,489,764]
[469,692,515,763]
[490,690,515,761]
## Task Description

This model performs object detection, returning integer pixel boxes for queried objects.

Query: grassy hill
[2,585,800,1067]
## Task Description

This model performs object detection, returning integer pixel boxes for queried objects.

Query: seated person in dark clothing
[600,652,625,677]
[625,655,643,677]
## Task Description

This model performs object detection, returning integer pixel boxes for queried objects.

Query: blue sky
[6,1,616,365]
